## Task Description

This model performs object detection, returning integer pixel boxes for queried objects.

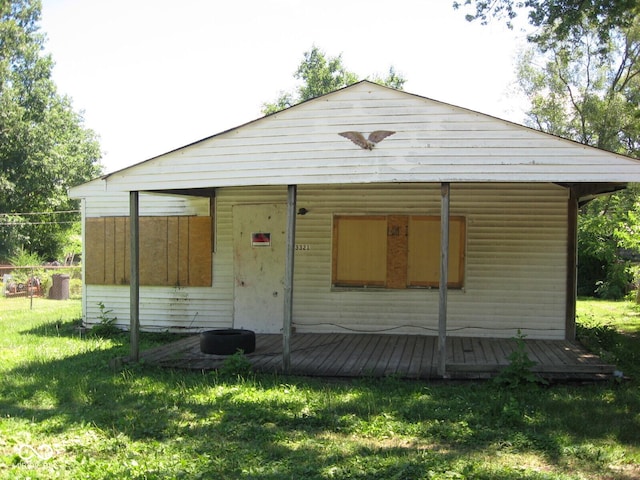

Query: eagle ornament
[339,130,395,150]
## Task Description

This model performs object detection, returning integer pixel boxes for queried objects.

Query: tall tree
[0,0,102,261]
[453,0,639,44]
[517,21,640,156]
[262,46,406,115]
[516,17,640,297]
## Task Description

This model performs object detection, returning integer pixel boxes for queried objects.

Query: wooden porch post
[437,182,450,377]
[565,189,578,340]
[283,185,297,372]
[129,191,140,362]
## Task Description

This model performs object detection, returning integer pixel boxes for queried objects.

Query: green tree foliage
[517,22,640,156]
[453,0,639,44]
[0,0,102,261]
[516,17,640,298]
[578,187,640,298]
[262,45,406,115]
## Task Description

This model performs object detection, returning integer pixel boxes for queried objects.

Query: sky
[40,0,532,174]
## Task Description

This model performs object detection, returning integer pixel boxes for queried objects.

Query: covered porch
[135,332,615,381]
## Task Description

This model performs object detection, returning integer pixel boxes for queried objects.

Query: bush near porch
[0,297,638,479]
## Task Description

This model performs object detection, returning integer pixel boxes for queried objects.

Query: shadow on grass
[1,320,639,478]
[21,317,86,339]
[577,320,640,379]
[21,317,184,349]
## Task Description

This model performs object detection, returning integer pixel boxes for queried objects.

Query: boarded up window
[407,216,465,288]
[332,215,465,289]
[333,216,387,286]
[85,216,212,286]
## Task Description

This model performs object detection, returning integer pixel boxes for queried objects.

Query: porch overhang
[557,182,627,205]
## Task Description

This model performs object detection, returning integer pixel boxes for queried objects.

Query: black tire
[200,329,256,355]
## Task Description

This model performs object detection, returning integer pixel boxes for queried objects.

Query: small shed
[69,81,640,373]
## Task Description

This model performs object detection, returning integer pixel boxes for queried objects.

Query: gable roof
[70,81,640,196]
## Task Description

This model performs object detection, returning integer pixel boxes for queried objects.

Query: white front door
[232,204,286,333]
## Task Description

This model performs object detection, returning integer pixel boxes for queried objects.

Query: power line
[0,221,78,226]
[0,210,80,217]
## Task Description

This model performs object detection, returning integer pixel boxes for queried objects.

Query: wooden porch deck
[136,333,616,381]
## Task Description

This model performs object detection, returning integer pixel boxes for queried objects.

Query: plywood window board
[85,217,106,285]
[407,216,465,288]
[333,215,387,286]
[85,216,212,286]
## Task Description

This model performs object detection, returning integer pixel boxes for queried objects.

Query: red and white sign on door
[251,232,271,247]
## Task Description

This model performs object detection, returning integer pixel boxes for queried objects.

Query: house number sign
[295,244,311,251]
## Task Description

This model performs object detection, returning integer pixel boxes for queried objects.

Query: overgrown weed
[88,302,121,338]
[493,330,548,388]
[217,349,253,378]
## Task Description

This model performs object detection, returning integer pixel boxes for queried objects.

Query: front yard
[0,297,638,479]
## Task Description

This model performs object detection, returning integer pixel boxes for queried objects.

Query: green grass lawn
[0,297,639,479]
[577,298,640,335]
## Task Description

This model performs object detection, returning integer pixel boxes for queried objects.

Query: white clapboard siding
[290,183,568,340]
[84,285,233,332]
[83,183,568,339]
[82,186,288,331]
[79,185,213,329]
[83,81,640,194]
[76,179,210,218]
